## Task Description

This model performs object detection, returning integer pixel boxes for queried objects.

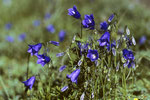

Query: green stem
[123,68,127,99]
[26,53,30,80]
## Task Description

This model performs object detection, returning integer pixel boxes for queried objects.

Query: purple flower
[56,52,65,57]
[5,36,14,42]
[49,41,59,46]
[61,86,68,92]
[27,43,42,56]
[108,14,114,22]
[100,21,108,31]
[18,33,26,41]
[37,54,50,67]
[122,49,135,68]
[59,30,66,42]
[59,65,66,72]
[87,49,99,62]
[77,41,89,55]
[122,49,134,60]
[139,35,146,45]
[98,32,110,46]
[82,14,95,30]
[67,69,80,84]
[44,13,51,20]
[22,76,36,90]
[46,24,55,33]
[5,23,12,30]
[68,5,81,19]
[33,20,40,27]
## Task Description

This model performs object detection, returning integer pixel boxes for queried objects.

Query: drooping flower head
[37,54,50,67]
[46,24,55,33]
[27,43,42,56]
[5,36,14,43]
[59,65,66,72]
[56,52,65,57]
[61,86,68,92]
[82,14,95,30]
[49,41,59,46]
[68,5,81,19]
[18,33,26,42]
[108,14,114,22]
[100,21,108,31]
[87,49,99,62]
[98,32,110,47]
[67,69,80,84]
[22,76,36,90]
[59,30,66,42]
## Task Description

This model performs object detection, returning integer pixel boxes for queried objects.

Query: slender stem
[26,53,30,80]
[114,45,118,100]
[123,68,126,99]
[80,18,83,39]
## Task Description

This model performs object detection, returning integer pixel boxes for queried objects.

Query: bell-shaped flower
[46,24,55,33]
[37,54,50,67]
[49,41,59,46]
[98,32,110,47]
[108,14,114,22]
[68,5,81,19]
[59,30,66,42]
[67,69,80,84]
[100,21,108,31]
[22,76,36,90]
[87,49,99,62]
[82,14,95,30]
[27,43,42,56]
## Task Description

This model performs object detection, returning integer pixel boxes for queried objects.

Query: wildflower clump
[21,5,137,100]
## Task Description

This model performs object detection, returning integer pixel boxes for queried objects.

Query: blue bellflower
[108,14,114,22]
[87,49,99,62]
[139,35,146,45]
[68,5,81,19]
[61,86,68,92]
[59,65,66,72]
[27,43,42,56]
[18,33,26,41]
[59,30,66,42]
[37,54,50,67]
[5,36,14,42]
[22,76,36,90]
[5,23,12,30]
[122,49,135,68]
[44,13,51,20]
[98,32,110,46]
[100,21,108,31]
[33,20,40,27]
[56,52,65,57]
[49,41,59,46]
[122,49,134,60]
[77,41,89,55]
[46,24,55,33]
[67,69,80,84]
[82,14,95,30]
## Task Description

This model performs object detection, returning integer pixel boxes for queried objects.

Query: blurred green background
[0,0,150,99]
